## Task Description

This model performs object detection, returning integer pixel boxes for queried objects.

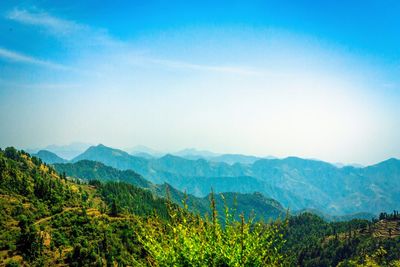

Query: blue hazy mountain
[131,152,156,159]
[172,148,220,160]
[209,154,262,165]
[129,145,273,165]
[68,144,400,216]
[129,145,165,157]
[172,148,272,165]
[33,150,68,164]
[27,142,92,160]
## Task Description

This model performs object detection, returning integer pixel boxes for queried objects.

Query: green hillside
[54,160,152,188]
[284,212,400,266]
[54,160,285,222]
[0,147,287,266]
[0,147,174,265]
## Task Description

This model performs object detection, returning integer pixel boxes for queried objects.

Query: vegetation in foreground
[0,147,399,266]
[0,147,285,266]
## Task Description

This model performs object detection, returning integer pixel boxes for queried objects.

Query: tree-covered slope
[55,160,152,188]
[284,212,400,266]
[0,148,180,265]
[54,160,286,221]
[0,147,287,266]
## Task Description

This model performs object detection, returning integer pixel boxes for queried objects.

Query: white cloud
[6,8,120,48]
[7,8,84,35]
[0,47,72,70]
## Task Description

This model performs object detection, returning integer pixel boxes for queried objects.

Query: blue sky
[0,1,399,164]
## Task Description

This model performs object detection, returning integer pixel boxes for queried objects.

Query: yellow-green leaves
[138,192,286,266]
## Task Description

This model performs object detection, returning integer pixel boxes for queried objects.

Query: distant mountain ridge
[35,144,400,217]
[27,142,92,160]
[173,148,220,160]
[33,150,67,164]
[129,145,165,157]
[129,145,273,165]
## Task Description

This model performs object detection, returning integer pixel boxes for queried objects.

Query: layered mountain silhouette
[34,144,400,216]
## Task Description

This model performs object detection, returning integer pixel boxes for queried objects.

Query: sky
[0,0,399,165]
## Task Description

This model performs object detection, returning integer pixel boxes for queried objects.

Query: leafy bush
[138,193,286,266]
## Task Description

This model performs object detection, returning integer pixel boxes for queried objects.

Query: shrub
[138,193,286,266]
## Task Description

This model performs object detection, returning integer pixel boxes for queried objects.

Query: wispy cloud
[6,8,120,48]
[0,47,72,70]
[6,8,84,35]
[5,7,270,77]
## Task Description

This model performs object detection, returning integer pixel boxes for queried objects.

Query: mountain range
[53,159,285,221]
[33,144,277,165]
[33,144,400,216]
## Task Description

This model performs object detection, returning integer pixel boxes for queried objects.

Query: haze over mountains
[27,142,93,160]
[130,145,274,164]
[31,144,400,217]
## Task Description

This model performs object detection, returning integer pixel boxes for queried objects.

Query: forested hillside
[284,212,400,266]
[54,160,285,221]
[0,147,286,266]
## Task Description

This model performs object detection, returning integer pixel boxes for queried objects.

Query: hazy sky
[0,1,399,165]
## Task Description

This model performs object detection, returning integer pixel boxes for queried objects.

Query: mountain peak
[34,150,67,164]
[373,157,400,168]
[385,157,400,163]
[86,144,116,152]
[72,144,131,163]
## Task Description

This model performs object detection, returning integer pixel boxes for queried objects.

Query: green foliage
[17,215,44,262]
[138,193,286,266]
[5,260,21,267]
[284,212,400,266]
[0,147,81,219]
[0,148,83,265]
[378,210,400,221]
[97,181,170,219]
